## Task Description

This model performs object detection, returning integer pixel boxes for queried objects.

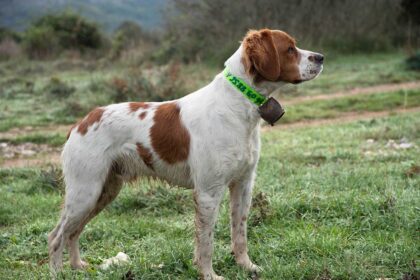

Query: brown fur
[76,107,105,136]
[242,29,301,83]
[139,111,147,120]
[150,102,190,164]
[129,102,149,112]
[136,142,154,170]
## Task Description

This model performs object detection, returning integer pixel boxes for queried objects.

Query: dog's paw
[248,262,262,273]
[201,271,225,280]
[71,260,89,270]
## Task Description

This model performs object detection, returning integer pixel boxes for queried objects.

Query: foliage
[109,62,185,102]
[0,27,21,42]
[43,77,75,98]
[161,0,406,64]
[23,12,105,58]
[111,21,152,58]
[405,52,420,71]
[0,38,22,60]
[0,0,168,32]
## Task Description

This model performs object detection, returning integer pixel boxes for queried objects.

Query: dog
[48,29,323,279]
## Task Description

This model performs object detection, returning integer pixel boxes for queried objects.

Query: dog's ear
[242,29,281,82]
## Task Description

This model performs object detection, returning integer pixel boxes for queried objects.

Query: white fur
[48,40,322,279]
[297,47,324,81]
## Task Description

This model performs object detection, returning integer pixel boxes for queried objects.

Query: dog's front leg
[193,186,225,280]
[229,171,260,273]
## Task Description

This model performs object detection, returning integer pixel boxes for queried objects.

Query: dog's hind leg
[67,169,123,269]
[48,167,109,272]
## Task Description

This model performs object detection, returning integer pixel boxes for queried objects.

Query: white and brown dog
[48,29,323,279]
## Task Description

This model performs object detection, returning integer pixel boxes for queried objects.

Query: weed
[405,52,420,71]
[27,166,64,194]
[44,77,75,98]
[405,165,420,178]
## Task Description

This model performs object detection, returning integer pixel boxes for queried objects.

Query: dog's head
[242,29,323,84]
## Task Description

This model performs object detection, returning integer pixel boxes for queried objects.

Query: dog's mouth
[301,64,323,82]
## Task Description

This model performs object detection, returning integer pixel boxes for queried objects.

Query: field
[0,52,419,279]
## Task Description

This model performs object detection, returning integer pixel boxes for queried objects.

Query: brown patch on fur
[136,142,154,170]
[242,29,301,83]
[139,111,147,120]
[150,102,190,164]
[76,107,105,135]
[129,102,149,112]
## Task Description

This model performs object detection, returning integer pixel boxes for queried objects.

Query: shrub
[405,52,420,71]
[23,12,105,58]
[0,27,21,42]
[111,21,158,61]
[0,38,22,60]
[23,26,59,59]
[44,77,75,98]
[109,62,185,102]
[61,100,89,118]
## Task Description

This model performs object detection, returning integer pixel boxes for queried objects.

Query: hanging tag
[257,97,285,126]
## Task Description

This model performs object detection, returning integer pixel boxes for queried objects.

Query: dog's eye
[288,47,295,54]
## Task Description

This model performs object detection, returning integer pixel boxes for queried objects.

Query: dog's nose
[309,53,324,64]
[314,54,324,64]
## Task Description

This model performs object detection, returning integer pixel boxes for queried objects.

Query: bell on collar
[257,97,285,126]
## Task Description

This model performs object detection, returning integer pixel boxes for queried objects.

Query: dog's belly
[117,147,193,188]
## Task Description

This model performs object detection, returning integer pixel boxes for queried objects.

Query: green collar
[223,68,267,106]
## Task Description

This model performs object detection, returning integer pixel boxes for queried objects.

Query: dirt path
[262,106,420,131]
[0,124,70,140]
[283,81,420,105]
[0,153,61,168]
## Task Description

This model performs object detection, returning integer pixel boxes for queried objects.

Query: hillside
[0,0,168,32]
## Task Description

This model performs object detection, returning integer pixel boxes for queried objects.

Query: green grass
[283,88,420,123]
[1,112,419,279]
[0,133,66,147]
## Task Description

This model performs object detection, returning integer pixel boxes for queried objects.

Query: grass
[0,112,419,279]
[0,133,65,147]
[282,88,420,123]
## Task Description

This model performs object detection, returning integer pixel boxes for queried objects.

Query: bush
[0,27,21,42]
[109,62,185,102]
[0,38,22,60]
[23,26,60,59]
[405,52,420,71]
[111,21,158,61]
[23,12,105,58]
[44,77,75,98]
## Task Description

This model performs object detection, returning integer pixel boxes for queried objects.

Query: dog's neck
[212,45,283,129]
[224,45,283,96]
